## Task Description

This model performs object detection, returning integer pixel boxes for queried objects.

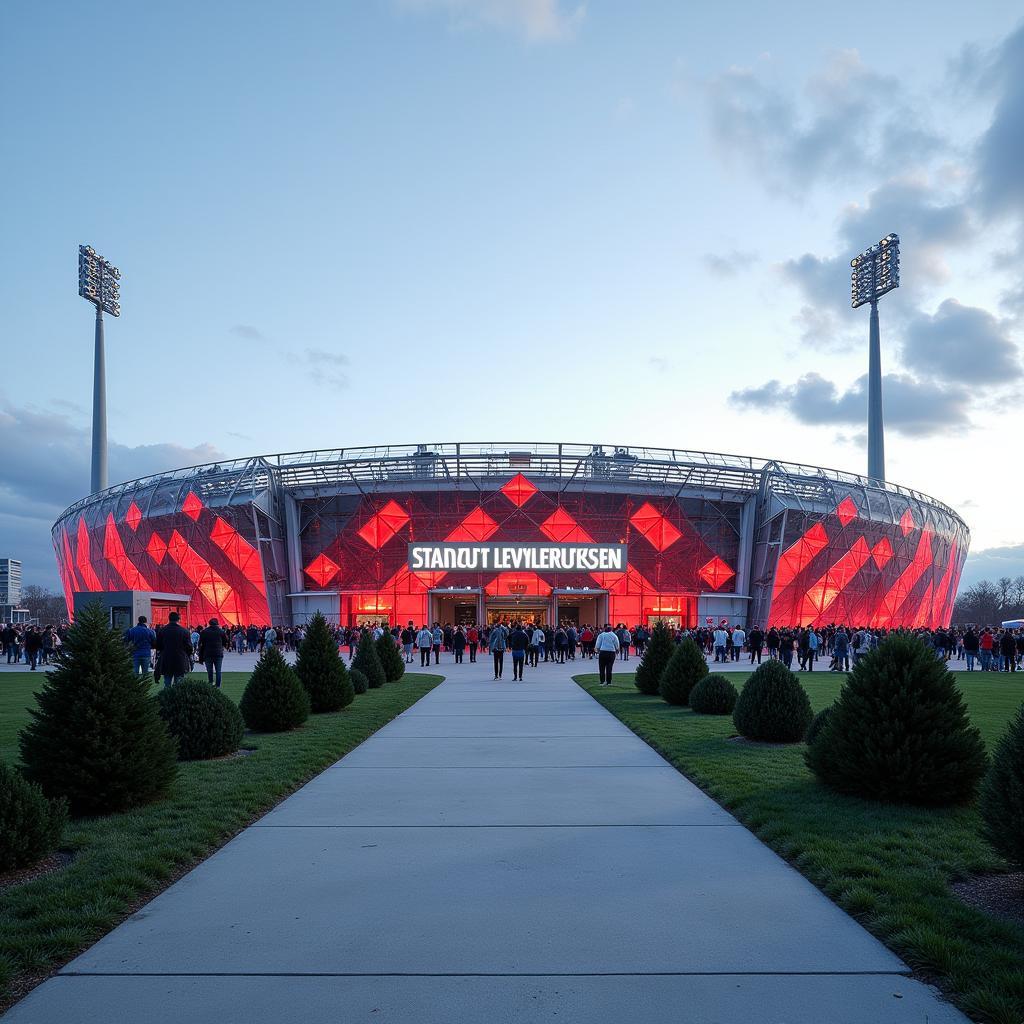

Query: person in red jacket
[979,628,994,671]
[466,625,479,663]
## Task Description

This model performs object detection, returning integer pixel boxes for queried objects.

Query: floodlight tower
[78,245,121,493]
[850,233,900,483]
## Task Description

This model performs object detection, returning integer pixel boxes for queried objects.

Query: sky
[2,0,1024,594]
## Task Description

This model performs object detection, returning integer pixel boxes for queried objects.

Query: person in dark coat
[198,617,227,687]
[157,612,193,687]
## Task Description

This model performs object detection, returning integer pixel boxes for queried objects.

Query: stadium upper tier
[53,442,969,631]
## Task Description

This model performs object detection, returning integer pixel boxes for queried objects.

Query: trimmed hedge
[0,763,67,871]
[350,668,369,695]
[733,660,813,743]
[805,634,986,805]
[19,603,178,816]
[805,705,835,747]
[659,637,708,706]
[634,621,675,696]
[689,674,737,715]
[296,612,354,713]
[157,679,245,760]
[239,646,311,732]
[978,702,1024,867]
[376,630,405,683]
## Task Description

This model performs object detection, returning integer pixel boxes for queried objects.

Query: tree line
[953,576,1024,625]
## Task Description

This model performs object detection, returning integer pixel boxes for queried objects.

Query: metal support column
[91,306,107,493]
[867,299,885,482]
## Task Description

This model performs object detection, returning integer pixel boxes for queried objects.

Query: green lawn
[0,670,441,1011]
[576,668,1024,1024]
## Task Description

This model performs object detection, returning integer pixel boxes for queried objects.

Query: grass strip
[576,670,1024,1024]
[0,671,441,1010]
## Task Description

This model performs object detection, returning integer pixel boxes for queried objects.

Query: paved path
[4,659,967,1023]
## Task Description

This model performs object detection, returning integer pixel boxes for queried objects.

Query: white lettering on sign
[408,543,627,573]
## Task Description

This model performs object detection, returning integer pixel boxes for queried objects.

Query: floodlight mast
[850,233,899,483]
[78,245,121,494]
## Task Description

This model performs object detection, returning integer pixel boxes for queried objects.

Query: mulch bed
[0,850,75,896]
[951,872,1024,929]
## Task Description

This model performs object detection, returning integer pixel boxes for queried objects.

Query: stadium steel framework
[52,442,969,630]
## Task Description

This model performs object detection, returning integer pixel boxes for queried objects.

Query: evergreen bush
[805,634,986,805]
[295,612,354,712]
[353,631,386,689]
[239,646,311,732]
[0,763,67,871]
[634,621,675,695]
[689,673,737,715]
[805,705,835,747]
[19,603,178,816]
[733,660,813,743]
[979,703,1024,869]
[659,637,708,706]
[157,679,245,760]
[376,629,405,682]
[350,668,369,695]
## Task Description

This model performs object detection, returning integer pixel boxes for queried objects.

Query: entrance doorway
[486,604,547,627]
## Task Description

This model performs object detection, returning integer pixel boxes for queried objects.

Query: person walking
[431,623,443,665]
[467,624,479,663]
[747,625,764,664]
[23,626,43,671]
[595,624,621,685]
[198,617,227,687]
[529,624,544,668]
[452,626,466,664]
[509,621,529,681]
[832,626,850,672]
[616,625,631,662]
[401,622,416,664]
[999,628,1017,673]
[156,612,193,688]
[731,624,746,662]
[490,620,508,680]
[125,615,157,676]
[416,625,433,668]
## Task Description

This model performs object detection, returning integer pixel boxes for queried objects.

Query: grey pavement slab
[256,766,734,826]
[66,824,903,975]
[376,713,635,736]
[336,735,668,767]
[398,700,609,716]
[4,975,968,1024]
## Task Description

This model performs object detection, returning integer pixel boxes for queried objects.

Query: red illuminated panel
[305,553,340,587]
[210,516,265,587]
[76,517,103,591]
[870,531,934,628]
[630,502,682,551]
[166,529,245,623]
[147,532,168,565]
[182,491,204,521]
[930,543,958,628]
[793,536,870,625]
[774,523,829,591]
[900,508,915,536]
[125,501,143,531]
[500,473,537,508]
[56,528,75,618]
[592,565,657,596]
[835,496,858,527]
[484,572,552,597]
[871,537,892,570]
[446,507,499,543]
[104,513,152,591]
[698,557,735,591]
[357,500,410,549]
[540,507,594,544]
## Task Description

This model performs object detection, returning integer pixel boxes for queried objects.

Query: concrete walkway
[4,659,967,1023]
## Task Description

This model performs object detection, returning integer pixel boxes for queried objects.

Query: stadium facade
[52,442,969,630]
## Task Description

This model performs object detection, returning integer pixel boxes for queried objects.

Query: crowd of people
[4,618,1024,682]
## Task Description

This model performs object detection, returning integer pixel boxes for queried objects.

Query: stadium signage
[408,542,627,573]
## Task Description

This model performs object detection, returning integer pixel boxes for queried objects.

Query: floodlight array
[850,233,899,308]
[78,244,121,316]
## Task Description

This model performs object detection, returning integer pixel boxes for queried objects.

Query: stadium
[51,442,969,631]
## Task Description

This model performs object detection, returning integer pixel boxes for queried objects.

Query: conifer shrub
[805,634,986,805]
[659,637,708,706]
[353,631,386,689]
[350,668,369,695]
[157,679,245,760]
[634,621,675,695]
[376,629,405,683]
[805,705,835,747]
[978,703,1024,867]
[295,612,354,712]
[0,763,67,871]
[733,659,813,743]
[239,646,310,732]
[19,603,178,816]
[689,673,737,715]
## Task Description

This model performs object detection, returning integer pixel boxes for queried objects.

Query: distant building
[0,557,22,605]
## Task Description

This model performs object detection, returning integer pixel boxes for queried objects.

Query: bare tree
[19,585,68,625]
